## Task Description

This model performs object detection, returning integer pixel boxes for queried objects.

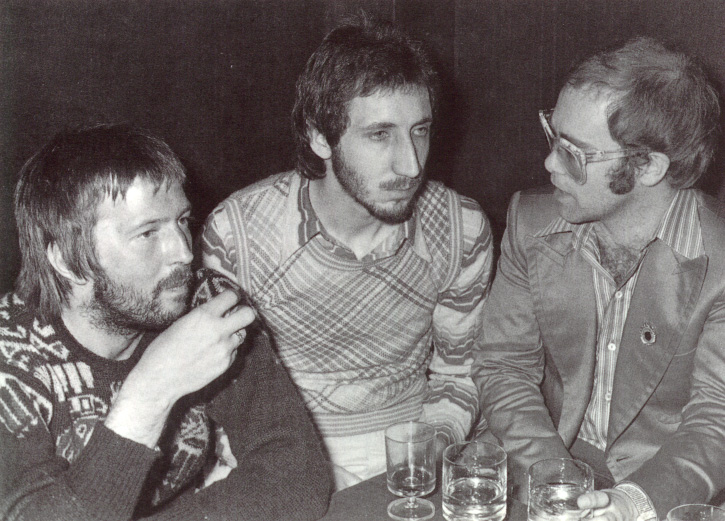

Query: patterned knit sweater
[201,171,494,444]
[0,269,331,521]
[0,290,209,520]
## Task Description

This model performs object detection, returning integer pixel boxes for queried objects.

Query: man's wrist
[104,377,174,448]
[615,482,657,521]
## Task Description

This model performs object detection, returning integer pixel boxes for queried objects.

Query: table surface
[320,473,527,521]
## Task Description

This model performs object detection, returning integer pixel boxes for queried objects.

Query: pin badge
[640,323,656,345]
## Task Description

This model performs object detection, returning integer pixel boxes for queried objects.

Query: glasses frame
[539,109,649,184]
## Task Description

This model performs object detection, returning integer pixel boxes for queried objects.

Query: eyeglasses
[539,109,649,184]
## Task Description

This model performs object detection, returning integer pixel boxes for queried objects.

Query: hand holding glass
[385,421,437,521]
[667,505,725,521]
[527,458,593,521]
[442,441,508,521]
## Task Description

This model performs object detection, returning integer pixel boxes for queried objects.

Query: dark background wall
[2,0,724,294]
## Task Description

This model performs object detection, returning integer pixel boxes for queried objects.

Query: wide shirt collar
[533,189,704,261]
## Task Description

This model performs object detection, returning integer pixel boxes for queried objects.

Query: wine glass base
[387,497,435,521]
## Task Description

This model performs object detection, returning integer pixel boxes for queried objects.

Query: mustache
[380,178,423,191]
[157,267,193,291]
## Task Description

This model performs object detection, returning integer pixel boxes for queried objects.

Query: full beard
[331,147,425,225]
[86,266,193,335]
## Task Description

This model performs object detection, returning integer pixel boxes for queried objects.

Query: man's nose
[544,148,558,175]
[393,137,423,178]
[168,226,193,265]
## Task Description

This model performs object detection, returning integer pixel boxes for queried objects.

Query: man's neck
[598,184,677,252]
[60,306,142,361]
[594,184,678,284]
[308,177,400,259]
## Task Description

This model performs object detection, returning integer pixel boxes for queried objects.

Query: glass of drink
[667,505,725,521]
[385,421,437,521]
[527,458,593,521]
[442,441,507,521]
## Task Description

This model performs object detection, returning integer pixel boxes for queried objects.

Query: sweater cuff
[65,422,160,518]
[615,481,657,521]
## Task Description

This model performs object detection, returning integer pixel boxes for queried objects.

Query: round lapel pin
[640,323,656,345]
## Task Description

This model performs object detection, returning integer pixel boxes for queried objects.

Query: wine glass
[385,421,437,521]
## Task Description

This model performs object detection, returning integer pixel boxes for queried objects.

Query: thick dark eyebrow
[127,218,162,235]
[128,203,192,233]
[559,129,593,150]
[359,116,433,132]
[361,122,397,131]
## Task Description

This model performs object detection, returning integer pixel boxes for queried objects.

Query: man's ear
[46,242,87,286]
[637,151,671,187]
[308,128,332,161]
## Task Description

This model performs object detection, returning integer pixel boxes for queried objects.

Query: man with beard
[0,125,331,520]
[472,37,725,521]
[201,18,493,490]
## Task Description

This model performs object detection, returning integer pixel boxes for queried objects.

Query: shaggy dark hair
[292,17,440,179]
[14,124,186,320]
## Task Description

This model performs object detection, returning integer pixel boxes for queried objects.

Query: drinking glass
[385,421,437,521]
[442,441,508,521]
[527,458,593,521]
[667,505,725,521]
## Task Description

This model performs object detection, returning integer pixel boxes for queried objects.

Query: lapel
[606,240,708,446]
[529,231,598,444]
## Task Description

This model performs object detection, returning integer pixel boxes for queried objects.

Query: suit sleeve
[471,191,570,496]
[421,197,493,445]
[625,287,725,516]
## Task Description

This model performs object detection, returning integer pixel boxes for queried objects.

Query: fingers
[202,289,243,316]
[233,329,247,345]
[228,345,239,365]
[200,290,256,329]
[577,491,611,509]
[227,305,256,330]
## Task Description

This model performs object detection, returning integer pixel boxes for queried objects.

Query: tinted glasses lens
[540,110,586,184]
[557,144,585,183]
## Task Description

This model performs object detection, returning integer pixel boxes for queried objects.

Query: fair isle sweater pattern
[0,292,210,507]
[201,171,493,443]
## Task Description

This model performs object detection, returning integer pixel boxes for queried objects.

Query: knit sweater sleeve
[421,196,494,444]
[0,401,158,521]
[141,269,331,521]
[0,291,160,521]
[143,328,332,521]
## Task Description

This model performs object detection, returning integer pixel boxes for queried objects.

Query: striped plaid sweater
[201,171,493,443]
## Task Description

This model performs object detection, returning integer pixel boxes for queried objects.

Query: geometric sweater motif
[1,268,332,521]
[201,171,494,443]
[0,291,210,513]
